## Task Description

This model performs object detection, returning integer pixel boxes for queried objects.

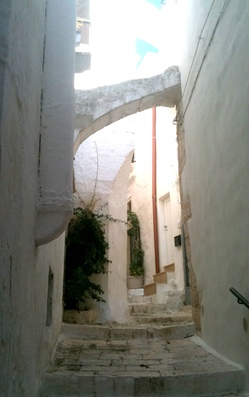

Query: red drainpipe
[152,107,160,274]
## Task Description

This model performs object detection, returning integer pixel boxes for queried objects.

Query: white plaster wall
[35,236,66,374]
[129,108,184,289]
[107,153,133,323]
[179,0,249,385]
[156,107,184,289]
[0,1,75,395]
[74,120,135,204]
[169,178,185,290]
[128,110,155,285]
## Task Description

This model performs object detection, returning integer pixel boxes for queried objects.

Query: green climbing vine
[127,210,144,277]
[64,142,127,310]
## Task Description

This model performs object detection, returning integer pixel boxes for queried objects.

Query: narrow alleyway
[39,307,246,397]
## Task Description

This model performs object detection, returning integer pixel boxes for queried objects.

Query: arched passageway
[73,65,183,323]
[74,66,181,153]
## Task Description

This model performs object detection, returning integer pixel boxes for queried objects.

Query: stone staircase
[39,306,246,397]
[143,263,183,308]
[128,287,193,326]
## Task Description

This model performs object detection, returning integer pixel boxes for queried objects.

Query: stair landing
[39,323,245,397]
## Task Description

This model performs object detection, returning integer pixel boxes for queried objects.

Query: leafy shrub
[64,207,110,310]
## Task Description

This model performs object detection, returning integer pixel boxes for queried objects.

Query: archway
[71,66,184,323]
[74,66,181,152]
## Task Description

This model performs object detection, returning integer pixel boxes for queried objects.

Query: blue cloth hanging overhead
[145,0,166,9]
[136,38,159,69]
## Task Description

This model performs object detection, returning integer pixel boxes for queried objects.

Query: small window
[46,267,54,327]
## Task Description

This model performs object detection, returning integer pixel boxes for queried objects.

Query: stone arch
[74,66,181,154]
[73,66,182,323]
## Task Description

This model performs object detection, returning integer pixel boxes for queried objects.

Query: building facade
[178,0,249,387]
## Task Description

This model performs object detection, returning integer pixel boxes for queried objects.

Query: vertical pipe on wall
[152,107,160,274]
[35,0,76,246]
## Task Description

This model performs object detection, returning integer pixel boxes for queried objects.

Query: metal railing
[230,287,249,309]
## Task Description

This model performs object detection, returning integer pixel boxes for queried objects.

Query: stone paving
[39,322,245,397]
[47,336,242,379]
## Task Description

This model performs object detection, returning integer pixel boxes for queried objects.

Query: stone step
[144,282,177,296]
[129,302,171,315]
[128,295,152,304]
[129,302,188,315]
[128,287,182,306]
[130,313,192,325]
[140,286,184,310]
[153,287,183,307]
[144,282,157,296]
[128,291,153,304]
[153,271,167,283]
[164,262,175,273]
[39,335,245,397]
[129,304,193,327]
[60,322,195,341]
[166,271,176,284]
[144,283,177,297]
[130,316,192,326]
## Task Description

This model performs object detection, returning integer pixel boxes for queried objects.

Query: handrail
[230,287,249,309]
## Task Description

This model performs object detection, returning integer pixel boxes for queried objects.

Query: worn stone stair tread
[129,302,188,314]
[129,302,174,313]
[60,322,195,341]
[153,271,167,283]
[143,279,181,300]
[130,316,192,325]
[39,336,245,397]
[143,282,157,296]
[221,395,248,397]
[164,263,175,272]
[128,295,152,304]
[130,310,192,324]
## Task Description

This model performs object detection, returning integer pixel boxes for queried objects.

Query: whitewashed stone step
[153,271,167,283]
[127,288,154,304]
[60,322,195,341]
[144,282,176,297]
[128,295,152,304]
[129,302,187,315]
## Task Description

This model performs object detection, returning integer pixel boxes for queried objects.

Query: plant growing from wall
[65,142,127,310]
[127,210,144,277]
[64,207,110,310]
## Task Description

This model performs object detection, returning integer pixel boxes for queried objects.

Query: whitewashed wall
[128,108,184,289]
[127,110,155,285]
[0,1,75,395]
[156,107,184,290]
[178,0,249,385]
